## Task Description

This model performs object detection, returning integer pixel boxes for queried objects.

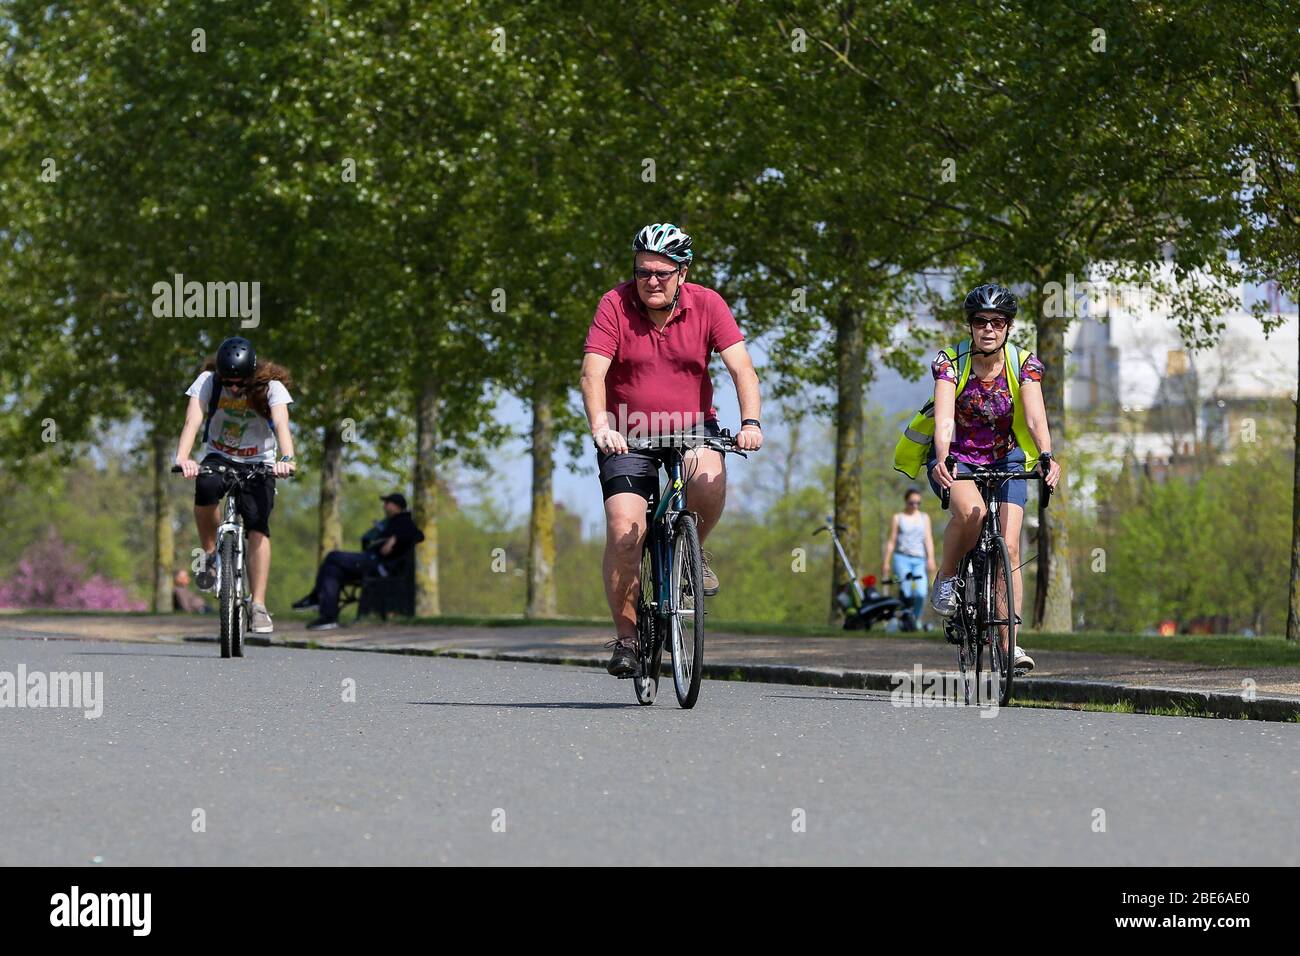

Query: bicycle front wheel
[218,534,238,659]
[669,513,705,709]
[232,547,246,658]
[982,535,1015,705]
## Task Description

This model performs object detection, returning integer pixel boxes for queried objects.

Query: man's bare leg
[603,492,648,638]
[685,447,726,543]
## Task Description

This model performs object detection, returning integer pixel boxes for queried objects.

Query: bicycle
[816,515,915,631]
[173,461,289,659]
[938,452,1052,706]
[624,429,747,708]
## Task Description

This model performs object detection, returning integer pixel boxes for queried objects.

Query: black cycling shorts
[596,419,722,503]
[193,453,277,537]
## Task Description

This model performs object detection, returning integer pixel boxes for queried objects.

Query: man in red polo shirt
[580,223,763,678]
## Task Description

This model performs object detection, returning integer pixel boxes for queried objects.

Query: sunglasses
[969,317,1009,330]
[221,378,248,388]
[634,267,680,282]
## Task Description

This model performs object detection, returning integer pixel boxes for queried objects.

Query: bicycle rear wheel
[218,533,238,659]
[980,535,1015,705]
[633,543,662,705]
[669,513,705,709]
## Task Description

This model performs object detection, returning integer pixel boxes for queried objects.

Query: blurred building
[1065,267,1298,510]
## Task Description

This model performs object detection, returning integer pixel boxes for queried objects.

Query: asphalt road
[2,636,1297,865]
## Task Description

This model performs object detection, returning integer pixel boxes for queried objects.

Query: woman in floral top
[925,284,1062,672]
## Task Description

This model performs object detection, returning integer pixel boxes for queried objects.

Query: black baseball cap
[381,493,408,510]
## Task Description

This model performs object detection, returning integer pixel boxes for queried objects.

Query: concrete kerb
[196,633,1300,722]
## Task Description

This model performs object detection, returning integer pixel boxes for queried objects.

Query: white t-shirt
[186,370,292,464]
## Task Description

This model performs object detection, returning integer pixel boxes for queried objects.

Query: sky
[465,336,934,540]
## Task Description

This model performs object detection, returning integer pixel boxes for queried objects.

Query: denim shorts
[926,448,1028,508]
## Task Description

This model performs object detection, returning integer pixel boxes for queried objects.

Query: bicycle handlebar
[626,431,749,458]
[938,453,1053,511]
[172,462,293,480]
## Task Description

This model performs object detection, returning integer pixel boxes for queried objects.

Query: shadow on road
[67,650,218,660]
[408,700,642,710]
[762,692,894,705]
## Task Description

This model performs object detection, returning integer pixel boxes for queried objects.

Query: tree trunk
[151,424,174,613]
[413,375,441,617]
[317,421,345,566]
[1033,311,1074,632]
[526,382,558,618]
[1288,322,1300,639]
[830,301,866,624]
[781,405,803,499]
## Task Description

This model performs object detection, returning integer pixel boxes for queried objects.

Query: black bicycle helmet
[963,284,1018,320]
[215,336,256,381]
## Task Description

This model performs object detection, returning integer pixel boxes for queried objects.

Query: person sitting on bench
[294,493,423,630]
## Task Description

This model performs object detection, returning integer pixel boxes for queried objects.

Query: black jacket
[362,511,424,567]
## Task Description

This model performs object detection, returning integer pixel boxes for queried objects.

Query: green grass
[1013,630,1300,668]
[1011,697,1235,720]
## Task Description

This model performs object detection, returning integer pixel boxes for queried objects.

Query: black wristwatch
[741,419,761,430]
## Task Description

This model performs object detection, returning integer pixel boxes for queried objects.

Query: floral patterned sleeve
[1020,353,1044,384]
[931,350,958,385]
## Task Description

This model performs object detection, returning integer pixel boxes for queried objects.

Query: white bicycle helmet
[632,222,693,264]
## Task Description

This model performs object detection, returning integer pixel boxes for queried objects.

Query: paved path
[3,637,1297,865]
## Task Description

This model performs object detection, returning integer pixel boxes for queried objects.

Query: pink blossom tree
[0,530,146,611]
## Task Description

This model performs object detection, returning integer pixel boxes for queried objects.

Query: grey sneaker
[930,573,958,618]
[249,602,274,634]
[700,550,719,596]
[1013,646,1035,672]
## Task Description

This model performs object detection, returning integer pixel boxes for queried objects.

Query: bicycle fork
[217,500,246,607]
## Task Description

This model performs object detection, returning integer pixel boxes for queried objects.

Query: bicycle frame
[646,452,689,616]
[942,455,1051,619]
[827,526,867,607]
[941,454,1052,703]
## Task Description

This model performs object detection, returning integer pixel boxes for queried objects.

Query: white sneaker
[195,550,219,592]
[249,602,274,634]
[1014,646,1035,672]
[929,574,958,618]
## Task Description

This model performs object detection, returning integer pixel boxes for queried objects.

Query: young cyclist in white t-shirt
[173,337,297,634]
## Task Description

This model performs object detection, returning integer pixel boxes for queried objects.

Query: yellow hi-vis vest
[892,339,1039,479]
